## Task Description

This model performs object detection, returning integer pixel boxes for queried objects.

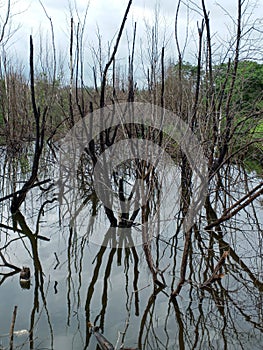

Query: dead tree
[11,36,48,213]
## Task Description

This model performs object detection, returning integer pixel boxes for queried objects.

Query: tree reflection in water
[61,136,263,349]
[0,141,262,349]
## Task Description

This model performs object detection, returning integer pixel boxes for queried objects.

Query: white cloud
[2,0,263,82]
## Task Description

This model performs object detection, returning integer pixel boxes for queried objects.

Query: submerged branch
[200,251,229,288]
[205,182,263,230]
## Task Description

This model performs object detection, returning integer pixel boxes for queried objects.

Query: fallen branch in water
[200,251,229,288]
[115,284,150,349]
[88,321,140,350]
[205,183,263,230]
[88,323,114,350]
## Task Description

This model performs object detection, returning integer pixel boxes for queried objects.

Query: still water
[0,147,262,350]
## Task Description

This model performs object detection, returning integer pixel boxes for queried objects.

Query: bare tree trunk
[9,305,17,350]
[100,0,133,108]
[69,17,74,127]
[11,36,47,213]
[127,22,136,102]
[214,0,242,172]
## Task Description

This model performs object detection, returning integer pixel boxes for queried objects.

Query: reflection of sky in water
[2,215,262,350]
[0,155,263,349]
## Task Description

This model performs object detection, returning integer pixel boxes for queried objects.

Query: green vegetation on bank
[0,59,262,171]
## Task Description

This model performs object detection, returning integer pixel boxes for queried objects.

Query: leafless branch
[0,0,11,44]
[100,0,133,107]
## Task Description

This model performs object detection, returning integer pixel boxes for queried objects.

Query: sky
[1,0,263,85]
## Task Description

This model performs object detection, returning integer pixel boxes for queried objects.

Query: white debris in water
[13,329,29,336]
[0,329,29,338]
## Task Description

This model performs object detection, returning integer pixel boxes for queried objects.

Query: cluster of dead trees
[0,0,262,337]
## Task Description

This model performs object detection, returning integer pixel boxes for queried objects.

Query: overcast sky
[3,0,263,84]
